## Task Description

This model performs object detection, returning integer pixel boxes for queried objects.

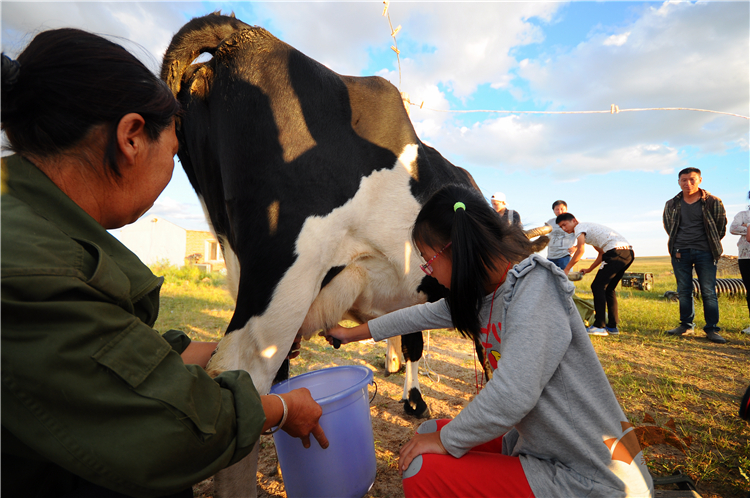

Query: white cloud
[1,2,203,72]
[603,31,630,47]
[516,1,749,154]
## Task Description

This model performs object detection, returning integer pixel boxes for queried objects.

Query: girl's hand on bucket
[398,431,447,475]
[282,388,329,449]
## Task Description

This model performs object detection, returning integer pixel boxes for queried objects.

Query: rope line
[420,330,442,384]
[382,1,402,90]
[404,101,750,120]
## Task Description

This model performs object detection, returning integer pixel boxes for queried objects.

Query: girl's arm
[322,299,454,346]
[320,322,372,345]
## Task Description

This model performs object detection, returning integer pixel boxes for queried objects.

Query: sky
[2,1,748,257]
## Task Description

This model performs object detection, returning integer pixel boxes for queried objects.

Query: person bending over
[557,213,634,336]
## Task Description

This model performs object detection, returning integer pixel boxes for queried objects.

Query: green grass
[150,261,234,342]
[569,256,750,497]
[152,260,750,498]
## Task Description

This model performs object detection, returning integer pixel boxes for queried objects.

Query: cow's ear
[116,113,147,167]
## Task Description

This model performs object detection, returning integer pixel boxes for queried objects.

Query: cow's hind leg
[384,336,403,376]
[401,331,430,419]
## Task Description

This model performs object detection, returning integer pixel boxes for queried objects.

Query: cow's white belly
[209,143,426,395]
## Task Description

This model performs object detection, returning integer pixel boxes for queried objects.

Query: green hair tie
[454,202,466,212]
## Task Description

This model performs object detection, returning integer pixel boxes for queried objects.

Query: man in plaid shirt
[663,167,727,344]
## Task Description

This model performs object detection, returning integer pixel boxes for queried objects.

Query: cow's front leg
[213,443,260,498]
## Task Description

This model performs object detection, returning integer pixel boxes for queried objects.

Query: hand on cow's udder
[286,333,302,360]
[282,388,329,449]
[319,327,342,347]
[319,322,371,347]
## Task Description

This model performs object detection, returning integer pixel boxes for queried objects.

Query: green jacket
[1,155,264,498]
[662,188,727,261]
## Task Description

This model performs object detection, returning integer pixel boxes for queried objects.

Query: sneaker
[666,325,694,336]
[705,331,727,344]
[606,327,620,335]
[587,326,609,336]
[742,326,750,335]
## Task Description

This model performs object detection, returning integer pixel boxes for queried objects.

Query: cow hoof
[403,388,430,419]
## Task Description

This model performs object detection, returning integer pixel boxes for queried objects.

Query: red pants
[402,419,535,498]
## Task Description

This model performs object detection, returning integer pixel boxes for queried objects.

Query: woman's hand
[180,341,218,368]
[319,323,372,346]
[398,431,447,475]
[269,388,329,449]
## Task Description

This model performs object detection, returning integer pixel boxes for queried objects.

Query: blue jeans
[548,255,571,271]
[671,249,720,333]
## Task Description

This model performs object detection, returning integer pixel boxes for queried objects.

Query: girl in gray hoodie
[324,184,653,498]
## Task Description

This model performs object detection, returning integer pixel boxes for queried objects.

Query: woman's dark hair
[412,184,548,339]
[1,28,180,176]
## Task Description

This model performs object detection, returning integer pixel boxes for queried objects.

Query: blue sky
[2,1,748,257]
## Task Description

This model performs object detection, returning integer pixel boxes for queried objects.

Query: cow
[161,12,518,497]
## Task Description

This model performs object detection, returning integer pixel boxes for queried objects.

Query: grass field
[152,257,750,498]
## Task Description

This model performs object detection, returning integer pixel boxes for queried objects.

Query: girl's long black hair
[412,184,548,339]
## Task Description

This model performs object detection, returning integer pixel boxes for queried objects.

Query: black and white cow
[162,13,481,496]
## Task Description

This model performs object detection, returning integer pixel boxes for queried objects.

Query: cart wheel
[643,282,652,291]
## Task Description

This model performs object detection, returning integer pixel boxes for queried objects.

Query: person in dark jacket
[1,29,327,498]
[662,167,727,344]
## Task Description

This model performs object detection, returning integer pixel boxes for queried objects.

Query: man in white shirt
[557,213,634,336]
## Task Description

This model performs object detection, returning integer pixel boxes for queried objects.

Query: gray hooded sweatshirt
[368,255,653,498]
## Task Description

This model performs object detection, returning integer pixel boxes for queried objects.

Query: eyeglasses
[420,242,452,275]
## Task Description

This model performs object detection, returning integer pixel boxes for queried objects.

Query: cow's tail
[161,12,250,96]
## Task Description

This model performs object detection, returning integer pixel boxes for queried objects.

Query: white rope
[382,1,402,91]
[405,101,750,120]
[420,330,442,384]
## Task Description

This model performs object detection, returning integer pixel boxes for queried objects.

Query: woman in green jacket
[1,28,327,498]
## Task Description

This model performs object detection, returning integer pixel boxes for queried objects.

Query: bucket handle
[369,379,378,404]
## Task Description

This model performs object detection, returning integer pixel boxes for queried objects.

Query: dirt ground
[193,332,476,498]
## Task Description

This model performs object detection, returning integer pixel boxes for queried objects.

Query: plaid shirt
[663,188,727,260]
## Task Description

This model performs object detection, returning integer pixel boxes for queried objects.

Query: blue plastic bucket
[270,365,376,498]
